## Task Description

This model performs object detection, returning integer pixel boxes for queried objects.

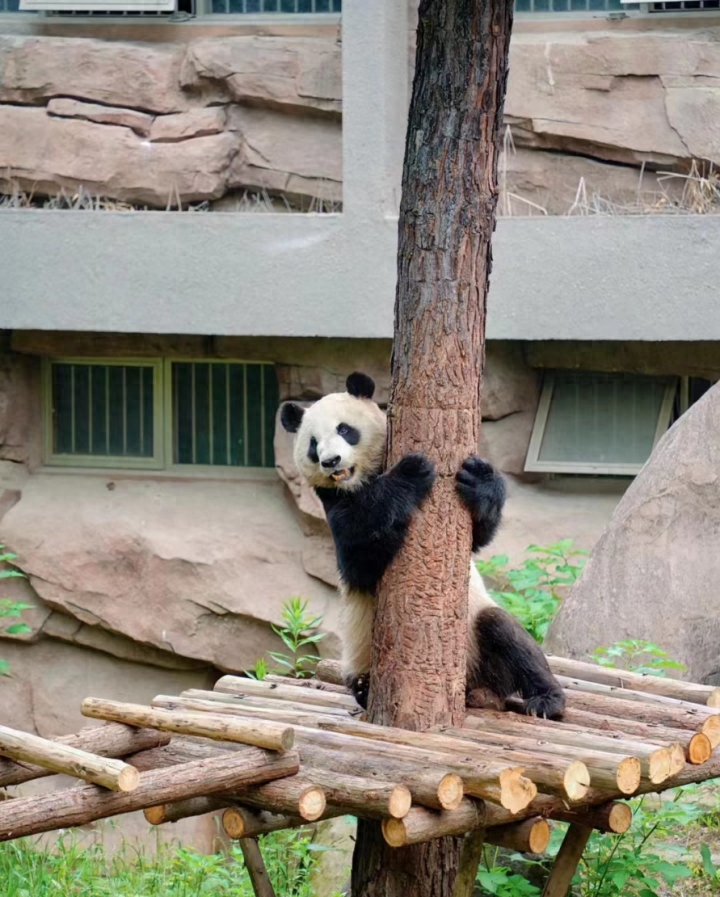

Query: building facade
[1,0,719,846]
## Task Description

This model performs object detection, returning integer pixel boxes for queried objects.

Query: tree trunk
[351,0,514,894]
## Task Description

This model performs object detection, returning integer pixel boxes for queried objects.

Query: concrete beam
[2,211,719,341]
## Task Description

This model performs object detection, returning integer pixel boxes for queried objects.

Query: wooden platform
[1,655,719,897]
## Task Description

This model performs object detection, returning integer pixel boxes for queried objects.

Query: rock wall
[0,34,341,208]
[1,24,719,211]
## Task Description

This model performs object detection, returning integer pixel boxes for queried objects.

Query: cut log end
[667,743,687,778]
[701,715,720,749]
[388,785,412,820]
[688,733,712,765]
[297,785,326,821]
[437,773,464,811]
[707,690,720,710]
[616,757,642,795]
[648,748,672,785]
[223,807,246,840]
[528,818,551,854]
[144,805,166,825]
[499,767,537,813]
[564,761,590,802]
[116,766,141,793]
[278,728,295,752]
[382,817,408,848]
[608,802,633,834]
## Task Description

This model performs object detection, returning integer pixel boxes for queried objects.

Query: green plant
[0,546,30,676]
[574,791,697,897]
[269,597,326,679]
[588,640,686,677]
[477,864,541,896]
[476,540,588,644]
[699,842,720,882]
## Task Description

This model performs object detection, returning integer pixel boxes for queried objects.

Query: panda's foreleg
[456,456,506,552]
[468,606,566,720]
[340,589,375,708]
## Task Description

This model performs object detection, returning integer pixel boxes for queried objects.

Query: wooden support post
[542,824,592,897]
[0,723,140,792]
[81,698,295,752]
[452,828,486,897]
[238,838,278,897]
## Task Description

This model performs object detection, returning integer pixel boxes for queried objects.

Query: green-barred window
[171,362,278,468]
[44,358,279,470]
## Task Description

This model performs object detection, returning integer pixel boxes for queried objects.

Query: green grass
[0,827,325,897]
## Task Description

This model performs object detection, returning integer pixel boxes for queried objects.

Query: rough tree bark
[351,0,514,895]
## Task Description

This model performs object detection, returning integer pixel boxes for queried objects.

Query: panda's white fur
[281,373,565,718]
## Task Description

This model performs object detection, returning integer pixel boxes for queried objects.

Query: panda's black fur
[281,372,565,719]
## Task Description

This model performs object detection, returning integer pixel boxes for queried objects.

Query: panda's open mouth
[330,466,355,484]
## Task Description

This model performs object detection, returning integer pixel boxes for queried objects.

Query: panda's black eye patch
[337,423,360,446]
[307,436,319,463]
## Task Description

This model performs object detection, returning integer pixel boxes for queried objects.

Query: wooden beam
[81,698,295,752]
[0,724,170,788]
[452,828,486,897]
[486,818,551,854]
[542,824,592,897]
[0,749,299,842]
[238,838,278,897]
[0,724,139,792]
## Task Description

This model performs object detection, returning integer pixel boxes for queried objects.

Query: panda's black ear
[280,402,305,433]
[346,372,375,400]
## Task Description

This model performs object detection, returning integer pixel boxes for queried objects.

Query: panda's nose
[321,456,341,470]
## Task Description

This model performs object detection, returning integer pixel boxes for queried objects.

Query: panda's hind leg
[469,607,565,720]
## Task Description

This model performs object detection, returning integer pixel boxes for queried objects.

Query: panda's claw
[349,674,370,709]
[391,452,436,500]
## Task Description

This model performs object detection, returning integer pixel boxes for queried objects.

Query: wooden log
[159,693,333,728]
[220,807,307,838]
[548,657,720,708]
[445,725,668,788]
[300,742,464,811]
[486,817,551,854]
[265,675,350,695]
[145,796,233,825]
[560,691,720,748]
[0,724,171,788]
[238,838,278,897]
[382,799,485,848]
[0,750,299,842]
[178,690,352,719]
[466,707,710,766]
[214,675,359,711]
[297,767,411,820]
[81,698,295,752]
[559,677,718,712]
[0,723,140,792]
[315,659,344,686]
[232,776,327,821]
[542,824,592,897]
[452,829,486,897]
[545,801,632,835]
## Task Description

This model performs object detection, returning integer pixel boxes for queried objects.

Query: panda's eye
[338,424,349,436]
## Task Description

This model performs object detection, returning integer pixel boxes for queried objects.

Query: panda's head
[280,372,387,491]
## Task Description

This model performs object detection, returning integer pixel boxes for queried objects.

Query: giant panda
[281,372,565,719]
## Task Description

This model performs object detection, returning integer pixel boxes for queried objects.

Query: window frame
[42,357,166,470]
[524,371,678,476]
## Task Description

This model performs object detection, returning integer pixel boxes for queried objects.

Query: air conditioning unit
[20,0,174,11]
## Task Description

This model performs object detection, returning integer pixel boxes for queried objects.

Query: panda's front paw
[391,453,436,500]
[456,456,506,518]
[348,674,370,709]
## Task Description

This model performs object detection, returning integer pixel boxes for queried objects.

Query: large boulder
[545,383,720,684]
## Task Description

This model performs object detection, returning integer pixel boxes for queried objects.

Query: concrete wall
[3,212,720,340]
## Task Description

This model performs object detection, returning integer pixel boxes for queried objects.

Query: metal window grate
[515,0,639,10]
[525,371,678,475]
[0,0,23,10]
[51,362,155,458]
[650,0,719,9]
[171,362,279,468]
[209,0,340,12]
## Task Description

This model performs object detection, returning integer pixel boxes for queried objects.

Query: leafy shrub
[0,546,29,676]
[589,640,686,677]
[476,540,588,643]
